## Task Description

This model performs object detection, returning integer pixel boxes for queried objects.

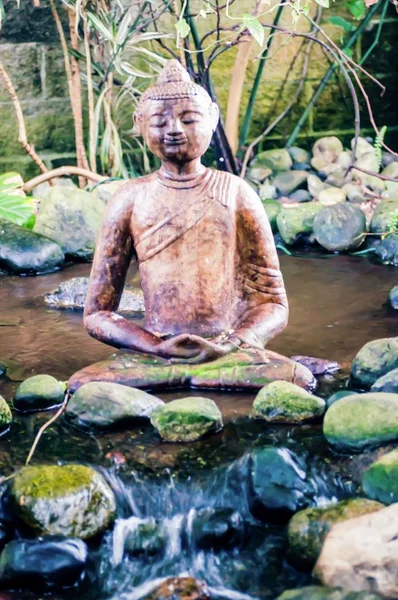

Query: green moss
[0,396,12,428]
[14,374,64,411]
[12,465,93,500]
[277,203,324,245]
[262,200,281,232]
[150,397,223,442]
[252,380,325,423]
[362,448,398,505]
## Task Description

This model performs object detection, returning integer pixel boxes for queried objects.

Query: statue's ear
[133,112,142,135]
[210,102,220,132]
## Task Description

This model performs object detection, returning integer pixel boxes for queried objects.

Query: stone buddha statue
[68,60,314,392]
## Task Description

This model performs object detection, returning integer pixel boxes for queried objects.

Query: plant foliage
[0,172,35,227]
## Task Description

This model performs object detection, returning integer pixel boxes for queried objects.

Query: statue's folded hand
[156,334,238,363]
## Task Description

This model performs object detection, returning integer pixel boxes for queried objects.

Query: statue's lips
[163,138,187,147]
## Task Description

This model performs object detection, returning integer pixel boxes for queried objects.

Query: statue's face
[136,97,219,162]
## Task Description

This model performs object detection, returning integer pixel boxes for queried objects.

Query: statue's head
[134,60,219,163]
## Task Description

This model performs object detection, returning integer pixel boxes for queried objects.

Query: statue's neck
[159,159,206,183]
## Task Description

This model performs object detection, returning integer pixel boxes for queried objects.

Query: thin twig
[24,166,105,193]
[351,165,398,183]
[25,392,70,466]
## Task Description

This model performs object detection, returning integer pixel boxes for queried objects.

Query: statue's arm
[83,185,163,354]
[233,181,289,348]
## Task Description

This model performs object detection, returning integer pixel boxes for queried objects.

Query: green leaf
[328,15,356,31]
[314,0,330,8]
[0,190,34,226]
[346,0,366,19]
[175,18,191,39]
[243,14,264,47]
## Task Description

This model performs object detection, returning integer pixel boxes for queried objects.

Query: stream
[0,253,397,600]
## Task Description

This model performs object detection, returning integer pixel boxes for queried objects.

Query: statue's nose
[166,119,184,136]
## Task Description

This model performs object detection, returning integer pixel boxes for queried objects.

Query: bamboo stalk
[0,61,48,174]
[84,16,97,173]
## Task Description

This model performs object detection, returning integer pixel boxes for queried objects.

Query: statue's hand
[156,334,238,362]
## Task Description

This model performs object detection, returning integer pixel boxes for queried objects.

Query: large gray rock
[370,199,398,234]
[34,186,106,260]
[66,382,164,429]
[150,397,223,442]
[273,171,308,196]
[251,381,325,424]
[362,448,398,505]
[0,218,64,274]
[374,233,398,266]
[251,148,293,173]
[44,276,145,314]
[351,337,398,388]
[14,374,65,412]
[323,392,398,452]
[276,203,323,245]
[314,504,398,599]
[10,464,116,540]
[371,368,398,393]
[313,204,366,252]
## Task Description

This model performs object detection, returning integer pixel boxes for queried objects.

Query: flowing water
[0,254,397,600]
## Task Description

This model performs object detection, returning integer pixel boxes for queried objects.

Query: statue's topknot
[135,60,212,120]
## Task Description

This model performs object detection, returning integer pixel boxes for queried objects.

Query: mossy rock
[0,396,12,429]
[261,200,281,232]
[389,286,398,309]
[272,170,308,196]
[326,389,356,408]
[150,397,223,442]
[323,392,398,452]
[66,382,164,429]
[370,199,398,234]
[362,448,398,505]
[371,368,398,393]
[287,498,383,569]
[10,464,116,539]
[351,337,398,388]
[251,148,292,174]
[313,204,366,253]
[251,381,325,424]
[374,232,398,267]
[14,374,65,412]
[276,586,383,600]
[276,203,324,246]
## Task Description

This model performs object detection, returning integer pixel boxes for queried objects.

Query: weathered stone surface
[389,286,398,309]
[92,179,127,203]
[251,148,293,173]
[370,199,398,234]
[68,349,316,393]
[10,464,116,539]
[371,368,398,393]
[258,181,277,199]
[288,147,311,164]
[33,177,77,200]
[251,381,325,424]
[326,389,356,408]
[290,356,339,376]
[314,204,366,252]
[342,182,366,203]
[374,232,398,266]
[0,396,12,429]
[287,498,383,569]
[362,448,398,505]
[277,586,383,600]
[249,447,313,521]
[323,392,398,452]
[261,200,281,232]
[0,218,64,274]
[307,174,327,198]
[276,203,324,245]
[351,337,398,388]
[318,187,346,206]
[192,507,244,551]
[44,276,145,314]
[150,397,223,442]
[273,171,308,196]
[34,186,105,260]
[248,166,273,183]
[0,536,88,590]
[14,374,64,412]
[382,161,398,196]
[314,504,398,599]
[289,189,311,203]
[66,382,164,429]
[142,577,210,600]
[311,137,343,171]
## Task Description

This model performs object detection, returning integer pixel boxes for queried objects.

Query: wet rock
[389,286,398,309]
[143,577,210,600]
[251,381,325,424]
[92,179,126,203]
[0,218,64,274]
[326,389,356,408]
[192,507,244,551]
[362,448,398,505]
[273,171,308,196]
[370,198,398,234]
[251,148,293,174]
[287,498,383,569]
[292,162,311,172]
[314,504,398,599]
[276,203,324,245]
[0,536,88,590]
[290,356,339,376]
[122,517,166,557]
[342,182,366,203]
[66,382,164,429]
[150,397,223,442]
[382,161,398,196]
[374,232,398,266]
[371,368,398,393]
[249,446,313,521]
[247,166,272,183]
[0,396,12,430]
[277,586,383,600]
[261,200,281,232]
[44,276,145,314]
[14,374,64,412]
[323,392,398,452]
[307,174,327,198]
[351,337,398,388]
[311,137,343,171]
[289,190,311,203]
[10,464,116,539]
[314,204,366,253]
[0,363,5,378]
[318,188,346,206]
[288,146,311,164]
[34,186,105,261]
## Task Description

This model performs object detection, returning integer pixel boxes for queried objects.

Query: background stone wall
[0,0,396,179]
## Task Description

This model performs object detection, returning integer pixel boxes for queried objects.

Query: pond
[0,253,397,600]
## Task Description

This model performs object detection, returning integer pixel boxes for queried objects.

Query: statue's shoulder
[107,173,157,208]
